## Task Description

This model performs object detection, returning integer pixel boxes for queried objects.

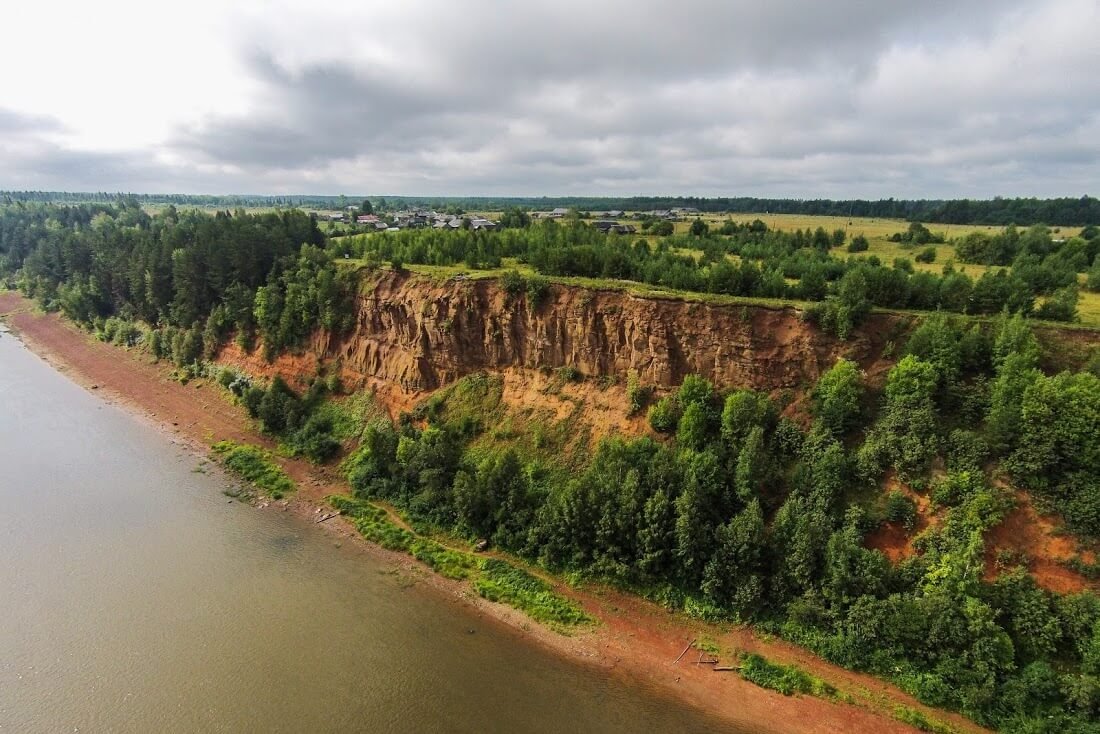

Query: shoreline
[0,291,986,734]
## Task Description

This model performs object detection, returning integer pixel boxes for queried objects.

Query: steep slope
[220,269,910,400]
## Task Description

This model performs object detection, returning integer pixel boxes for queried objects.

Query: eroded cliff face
[219,270,910,400]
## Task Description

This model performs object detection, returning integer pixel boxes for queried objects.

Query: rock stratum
[220,270,909,399]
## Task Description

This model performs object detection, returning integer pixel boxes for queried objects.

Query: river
[0,325,739,733]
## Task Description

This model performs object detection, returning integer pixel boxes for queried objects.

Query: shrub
[626,370,651,415]
[915,247,937,263]
[525,274,551,307]
[285,412,342,463]
[884,490,918,528]
[847,235,869,253]
[648,396,682,433]
[500,269,526,296]
[738,654,836,697]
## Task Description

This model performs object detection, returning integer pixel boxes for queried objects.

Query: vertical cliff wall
[219,271,911,398]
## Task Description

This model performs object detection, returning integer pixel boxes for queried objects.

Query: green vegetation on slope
[328,313,1100,732]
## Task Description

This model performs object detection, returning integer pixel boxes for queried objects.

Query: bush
[884,490,918,528]
[525,274,551,307]
[1034,285,1079,322]
[500,269,526,296]
[738,654,836,697]
[648,396,682,433]
[847,235,869,253]
[626,370,651,415]
[285,412,342,463]
[915,247,937,264]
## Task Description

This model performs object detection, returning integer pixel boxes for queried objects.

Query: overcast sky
[1,0,1097,197]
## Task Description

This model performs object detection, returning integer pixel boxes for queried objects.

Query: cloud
[0,0,1096,196]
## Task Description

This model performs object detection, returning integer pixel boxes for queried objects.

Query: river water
[0,326,739,733]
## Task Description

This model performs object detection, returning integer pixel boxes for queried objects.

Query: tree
[690,218,709,237]
[858,355,940,482]
[813,358,863,435]
[815,268,871,339]
[701,499,765,616]
[360,199,373,215]
[1035,285,1079,322]
[677,402,710,450]
[652,220,674,236]
[734,425,768,500]
[678,374,715,408]
[637,487,676,577]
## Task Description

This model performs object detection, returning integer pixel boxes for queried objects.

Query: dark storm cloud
[3,0,1096,196]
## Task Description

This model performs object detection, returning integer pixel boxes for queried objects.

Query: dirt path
[0,291,987,734]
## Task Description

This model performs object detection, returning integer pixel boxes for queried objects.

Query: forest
[4,191,1099,226]
[0,200,356,362]
[2,201,1099,732]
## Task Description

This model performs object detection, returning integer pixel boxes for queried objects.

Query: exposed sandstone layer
[219,270,910,398]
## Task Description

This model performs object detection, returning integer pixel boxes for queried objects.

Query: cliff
[219,270,910,399]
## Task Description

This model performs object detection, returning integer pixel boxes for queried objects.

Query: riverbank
[0,291,986,734]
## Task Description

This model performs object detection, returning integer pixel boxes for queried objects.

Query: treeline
[5,192,1099,226]
[1,191,368,209]
[326,313,1100,731]
[343,220,1093,327]
[0,201,356,360]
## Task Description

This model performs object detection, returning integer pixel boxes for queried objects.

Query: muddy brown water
[0,327,749,733]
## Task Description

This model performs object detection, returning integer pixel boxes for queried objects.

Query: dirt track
[0,291,988,734]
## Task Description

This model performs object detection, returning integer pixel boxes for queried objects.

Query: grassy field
[341,257,814,312]
[343,211,1100,328]
[668,212,1082,240]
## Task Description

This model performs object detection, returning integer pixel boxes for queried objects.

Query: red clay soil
[865,477,939,564]
[985,490,1096,594]
[0,292,987,734]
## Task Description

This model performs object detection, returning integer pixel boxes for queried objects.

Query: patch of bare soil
[985,490,1096,594]
[865,476,939,563]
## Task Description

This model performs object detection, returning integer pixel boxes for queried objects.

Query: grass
[737,653,837,698]
[409,538,479,580]
[474,557,593,630]
[892,705,959,734]
[330,496,416,551]
[327,494,591,630]
[211,440,296,499]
